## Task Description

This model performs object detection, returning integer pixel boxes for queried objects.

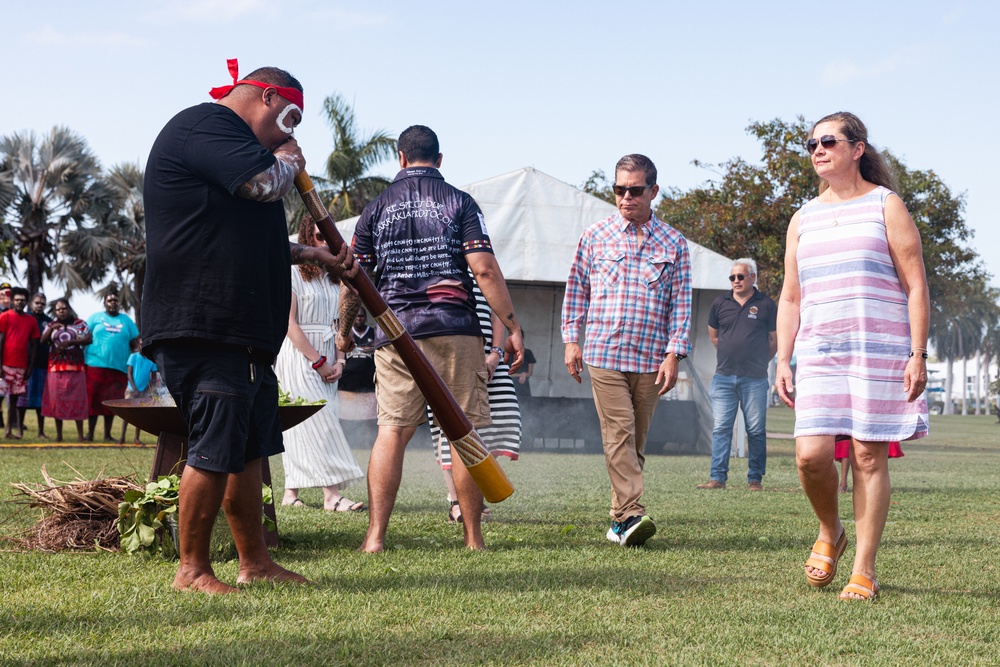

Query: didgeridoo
[293,171,514,503]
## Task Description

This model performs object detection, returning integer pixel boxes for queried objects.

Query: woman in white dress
[274,216,365,511]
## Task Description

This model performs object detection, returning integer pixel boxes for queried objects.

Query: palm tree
[284,93,397,230]
[0,127,111,294]
[57,162,147,324]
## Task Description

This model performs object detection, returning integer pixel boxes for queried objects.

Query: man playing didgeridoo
[337,125,524,553]
[142,60,356,593]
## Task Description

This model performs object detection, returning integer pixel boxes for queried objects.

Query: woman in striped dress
[775,112,929,601]
[274,217,365,511]
[429,282,521,522]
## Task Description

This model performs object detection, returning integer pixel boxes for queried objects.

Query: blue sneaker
[606,515,656,547]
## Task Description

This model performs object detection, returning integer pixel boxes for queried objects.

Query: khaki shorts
[375,335,490,429]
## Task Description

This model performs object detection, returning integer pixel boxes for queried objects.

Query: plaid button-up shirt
[561,212,692,373]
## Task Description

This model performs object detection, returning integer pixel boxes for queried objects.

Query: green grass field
[1,408,998,666]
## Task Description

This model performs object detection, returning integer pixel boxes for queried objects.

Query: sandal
[447,500,463,524]
[839,574,879,601]
[281,498,306,508]
[327,497,366,512]
[805,528,847,588]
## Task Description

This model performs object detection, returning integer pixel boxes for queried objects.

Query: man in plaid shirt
[561,154,692,547]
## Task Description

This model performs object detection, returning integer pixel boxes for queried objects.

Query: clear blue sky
[5,1,999,312]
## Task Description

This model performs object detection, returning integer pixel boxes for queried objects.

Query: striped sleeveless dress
[793,186,928,441]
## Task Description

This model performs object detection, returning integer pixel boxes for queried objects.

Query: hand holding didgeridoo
[293,171,514,503]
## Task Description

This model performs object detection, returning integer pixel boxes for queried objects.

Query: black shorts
[152,341,282,474]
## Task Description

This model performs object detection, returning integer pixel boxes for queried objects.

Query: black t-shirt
[32,312,52,369]
[141,103,291,355]
[352,167,493,348]
[340,326,376,392]
[708,288,777,378]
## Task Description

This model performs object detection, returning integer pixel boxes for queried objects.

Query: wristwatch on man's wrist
[671,352,687,361]
[489,346,505,357]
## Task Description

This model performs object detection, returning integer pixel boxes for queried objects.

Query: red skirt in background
[41,370,89,421]
[835,436,904,461]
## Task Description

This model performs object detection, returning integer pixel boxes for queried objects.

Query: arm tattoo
[289,243,320,266]
[338,289,362,340]
[237,153,300,202]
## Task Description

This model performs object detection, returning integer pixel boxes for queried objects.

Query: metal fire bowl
[103,398,324,437]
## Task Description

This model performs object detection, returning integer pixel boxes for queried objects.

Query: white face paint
[276,103,302,134]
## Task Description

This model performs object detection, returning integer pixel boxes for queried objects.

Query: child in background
[836,436,903,493]
[123,338,158,444]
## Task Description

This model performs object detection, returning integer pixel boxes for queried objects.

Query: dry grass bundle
[7,465,142,552]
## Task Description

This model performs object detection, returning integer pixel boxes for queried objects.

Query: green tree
[285,93,396,230]
[580,169,616,205]
[0,127,111,294]
[57,162,146,324]
[655,117,815,295]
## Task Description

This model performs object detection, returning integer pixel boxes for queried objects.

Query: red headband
[208,58,304,110]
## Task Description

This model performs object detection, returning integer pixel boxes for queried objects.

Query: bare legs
[797,435,890,599]
[4,399,22,439]
[797,436,844,580]
[53,419,85,443]
[173,459,307,594]
[361,424,484,553]
[86,415,117,442]
[844,440,890,598]
[437,436,461,521]
[838,458,850,493]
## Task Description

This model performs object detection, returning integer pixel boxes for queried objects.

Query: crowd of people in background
[0,285,145,443]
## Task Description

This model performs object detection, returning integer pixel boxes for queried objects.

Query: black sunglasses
[805,135,852,154]
[729,274,746,282]
[612,184,652,198]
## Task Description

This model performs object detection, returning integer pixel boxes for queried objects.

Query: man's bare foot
[838,484,848,493]
[235,562,309,585]
[358,539,385,554]
[173,570,240,594]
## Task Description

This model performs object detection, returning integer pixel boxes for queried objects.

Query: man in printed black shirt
[338,125,523,553]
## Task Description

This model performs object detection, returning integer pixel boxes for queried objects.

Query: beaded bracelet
[311,355,327,369]
[908,350,928,359]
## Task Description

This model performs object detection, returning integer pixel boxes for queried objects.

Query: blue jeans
[709,374,768,484]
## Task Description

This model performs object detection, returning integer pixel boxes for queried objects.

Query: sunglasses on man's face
[805,135,852,155]
[729,274,747,282]
[612,184,651,198]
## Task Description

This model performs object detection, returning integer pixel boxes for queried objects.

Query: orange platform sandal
[839,574,879,601]
[804,529,847,588]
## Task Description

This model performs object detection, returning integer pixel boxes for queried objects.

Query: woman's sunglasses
[805,135,852,155]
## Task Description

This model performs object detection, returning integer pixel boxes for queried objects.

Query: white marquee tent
[336,167,736,453]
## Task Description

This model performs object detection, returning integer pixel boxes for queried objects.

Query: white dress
[274,268,364,489]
